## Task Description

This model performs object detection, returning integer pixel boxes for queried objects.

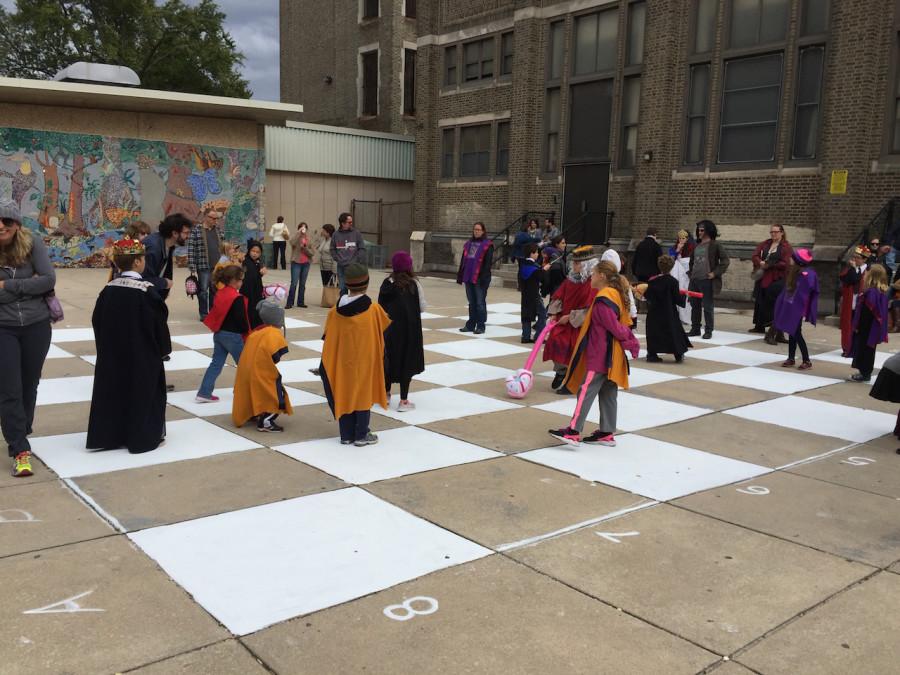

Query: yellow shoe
[12,451,33,478]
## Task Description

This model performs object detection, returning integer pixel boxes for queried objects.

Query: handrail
[490,210,557,265]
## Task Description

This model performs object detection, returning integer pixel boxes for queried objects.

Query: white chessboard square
[29,418,260,478]
[37,375,95,406]
[425,339,529,360]
[291,339,324,353]
[45,344,75,359]
[415,360,515,387]
[686,345,785,367]
[284,317,319,329]
[275,426,500,484]
[167,386,325,417]
[439,325,522,339]
[724,396,896,443]
[49,327,96,343]
[277,358,324,383]
[170,333,215,350]
[813,349,895,370]
[420,312,446,320]
[81,349,212,372]
[487,302,522,313]
[697,330,764,346]
[522,435,769,501]
[129,488,491,635]
[693,367,841,394]
[626,367,686,389]
[533,391,711,432]
[373,387,520,425]
[453,313,521,326]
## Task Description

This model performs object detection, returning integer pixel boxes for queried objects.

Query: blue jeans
[886,247,899,276]
[338,410,370,442]
[197,331,244,397]
[336,265,348,295]
[197,269,216,319]
[287,261,310,307]
[464,282,488,330]
[522,301,547,340]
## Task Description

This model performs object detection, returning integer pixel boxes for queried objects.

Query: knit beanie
[0,201,22,223]
[257,298,284,328]
[344,263,370,293]
[391,250,413,273]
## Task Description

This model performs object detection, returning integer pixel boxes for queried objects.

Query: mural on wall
[0,127,265,266]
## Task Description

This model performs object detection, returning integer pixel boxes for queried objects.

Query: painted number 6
[383,596,439,622]
[736,485,770,495]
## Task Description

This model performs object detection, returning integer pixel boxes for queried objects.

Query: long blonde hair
[594,260,633,315]
[0,225,34,268]
[864,264,890,293]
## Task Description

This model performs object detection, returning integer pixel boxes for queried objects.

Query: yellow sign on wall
[830,170,848,195]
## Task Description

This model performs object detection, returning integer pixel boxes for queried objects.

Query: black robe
[378,278,425,384]
[86,276,171,454]
[645,274,692,357]
[242,257,265,328]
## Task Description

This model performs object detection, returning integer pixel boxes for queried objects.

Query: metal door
[561,163,610,244]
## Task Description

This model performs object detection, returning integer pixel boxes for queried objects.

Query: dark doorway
[562,162,610,244]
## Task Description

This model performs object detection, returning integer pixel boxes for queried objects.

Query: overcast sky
[1,0,280,101]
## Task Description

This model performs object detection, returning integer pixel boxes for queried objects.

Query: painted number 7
[736,485,770,495]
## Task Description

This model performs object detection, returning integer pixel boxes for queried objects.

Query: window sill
[358,115,379,121]
[672,165,821,179]
[872,159,900,173]
[440,79,513,97]
[536,175,562,184]
[438,179,509,188]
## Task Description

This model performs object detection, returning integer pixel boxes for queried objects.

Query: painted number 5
[841,456,875,466]
[736,485,770,495]
[383,596,439,622]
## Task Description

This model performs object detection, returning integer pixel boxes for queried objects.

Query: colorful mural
[0,127,265,266]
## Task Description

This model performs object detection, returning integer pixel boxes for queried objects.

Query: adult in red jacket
[750,224,792,344]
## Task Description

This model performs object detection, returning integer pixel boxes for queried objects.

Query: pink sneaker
[583,431,616,447]
[194,394,220,403]
[549,427,581,447]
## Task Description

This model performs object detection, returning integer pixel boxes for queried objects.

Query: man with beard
[142,213,192,300]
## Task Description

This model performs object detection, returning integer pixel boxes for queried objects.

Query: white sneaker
[397,400,416,412]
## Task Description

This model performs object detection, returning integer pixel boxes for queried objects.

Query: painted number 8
[383,596,439,622]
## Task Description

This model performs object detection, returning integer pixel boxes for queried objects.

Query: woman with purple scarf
[773,248,819,370]
[457,221,493,334]
[850,264,891,382]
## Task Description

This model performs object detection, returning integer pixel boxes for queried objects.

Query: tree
[0,0,252,98]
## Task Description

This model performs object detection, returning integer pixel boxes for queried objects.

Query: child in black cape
[643,255,692,363]
[519,243,547,343]
[242,239,268,328]
[870,351,900,455]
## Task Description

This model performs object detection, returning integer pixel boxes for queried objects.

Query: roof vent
[53,62,140,87]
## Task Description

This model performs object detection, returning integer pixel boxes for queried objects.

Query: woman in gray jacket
[0,202,55,477]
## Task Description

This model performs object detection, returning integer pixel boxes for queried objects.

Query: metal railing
[490,211,557,267]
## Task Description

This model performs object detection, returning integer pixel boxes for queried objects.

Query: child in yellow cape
[319,263,392,446]
[549,260,640,447]
[232,299,293,432]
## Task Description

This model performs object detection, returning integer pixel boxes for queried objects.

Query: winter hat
[344,262,370,293]
[600,248,622,273]
[0,201,22,223]
[391,250,413,273]
[257,298,284,329]
[247,239,263,254]
[571,245,595,263]
[793,248,814,266]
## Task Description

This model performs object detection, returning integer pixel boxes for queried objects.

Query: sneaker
[473,326,486,335]
[675,355,684,363]
[646,354,663,363]
[257,420,284,432]
[309,367,320,377]
[298,303,308,308]
[702,330,713,340]
[583,431,616,447]
[798,361,813,370]
[166,384,175,393]
[459,326,474,333]
[850,373,871,383]
[550,371,565,390]
[12,451,32,478]
[748,326,767,334]
[521,337,535,344]
[194,394,220,403]
[687,328,701,337]
[548,427,581,446]
[340,439,353,445]
[354,432,378,447]
[397,400,416,412]
[781,359,795,368]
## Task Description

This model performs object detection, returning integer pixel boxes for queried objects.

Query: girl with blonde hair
[850,264,890,382]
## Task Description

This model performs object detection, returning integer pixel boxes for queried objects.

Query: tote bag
[321,275,339,308]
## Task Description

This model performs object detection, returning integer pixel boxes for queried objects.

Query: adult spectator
[688,219,730,340]
[287,222,312,309]
[668,229,695,260]
[269,216,289,270]
[543,234,567,297]
[317,224,336,286]
[331,212,366,294]
[457,221,493,334]
[543,217,560,243]
[512,219,541,266]
[750,224,792,343]
[187,211,223,319]
[0,202,55,478]
[143,213,191,300]
[632,227,663,282]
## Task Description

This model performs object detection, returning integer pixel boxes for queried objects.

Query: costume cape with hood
[232,325,293,426]
[840,263,866,354]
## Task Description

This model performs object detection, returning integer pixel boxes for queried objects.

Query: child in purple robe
[850,264,890,382]
[773,248,819,370]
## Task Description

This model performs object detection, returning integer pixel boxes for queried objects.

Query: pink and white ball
[264,283,288,304]
[505,369,534,399]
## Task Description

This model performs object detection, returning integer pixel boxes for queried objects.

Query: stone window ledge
[437,179,509,188]
[871,160,900,173]
[440,80,513,97]
[671,166,822,180]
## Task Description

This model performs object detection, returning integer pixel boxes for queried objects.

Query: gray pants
[570,371,617,435]
[689,278,714,332]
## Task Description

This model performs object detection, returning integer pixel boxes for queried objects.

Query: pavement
[2,266,900,675]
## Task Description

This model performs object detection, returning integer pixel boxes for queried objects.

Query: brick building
[284,0,900,297]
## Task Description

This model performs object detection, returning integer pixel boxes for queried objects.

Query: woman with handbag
[286,222,313,309]
[750,225,792,343]
[0,202,56,478]
[318,224,339,308]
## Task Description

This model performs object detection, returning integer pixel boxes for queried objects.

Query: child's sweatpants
[339,410,371,442]
[569,371,617,434]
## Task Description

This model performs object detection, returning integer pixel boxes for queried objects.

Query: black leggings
[788,326,810,362]
[387,378,411,400]
[0,320,52,456]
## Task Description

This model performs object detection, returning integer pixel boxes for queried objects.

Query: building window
[403,48,416,116]
[573,9,618,76]
[496,122,510,175]
[718,53,783,163]
[444,46,457,87]
[361,50,378,117]
[362,0,379,19]
[569,80,614,159]
[729,0,789,48]
[792,45,824,159]
[548,21,565,81]
[500,32,514,76]
[459,124,491,176]
[684,63,710,165]
[404,0,416,19]
[693,0,717,54]
[464,38,494,82]
[626,2,646,67]
[544,89,561,172]
[801,0,829,36]
[620,77,641,168]
[441,128,455,177]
